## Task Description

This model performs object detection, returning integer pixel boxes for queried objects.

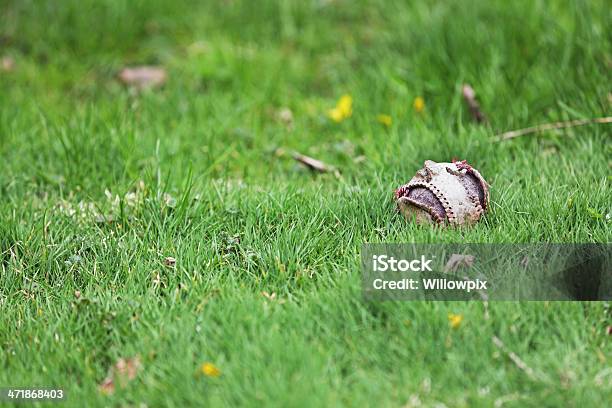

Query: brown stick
[492,336,541,381]
[292,152,335,173]
[494,117,612,141]
[462,84,487,123]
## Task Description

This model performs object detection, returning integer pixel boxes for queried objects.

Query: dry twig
[118,66,167,89]
[292,152,336,174]
[462,84,487,123]
[492,336,541,381]
[99,356,142,395]
[494,117,612,141]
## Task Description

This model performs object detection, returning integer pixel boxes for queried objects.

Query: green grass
[1,0,611,406]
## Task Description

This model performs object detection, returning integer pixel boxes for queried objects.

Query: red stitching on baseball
[404,181,454,221]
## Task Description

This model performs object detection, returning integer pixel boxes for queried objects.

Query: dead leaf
[1,56,14,72]
[353,155,367,164]
[115,356,141,380]
[462,84,487,123]
[162,193,177,208]
[261,291,276,300]
[98,377,114,395]
[99,356,142,395]
[276,107,294,128]
[444,254,475,273]
[292,152,336,174]
[261,291,285,304]
[152,271,165,288]
[118,66,166,89]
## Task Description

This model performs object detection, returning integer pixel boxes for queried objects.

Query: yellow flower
[327,107,344,122]
[337,95,352,116]
[327,94,353,122]
[200,362,221,377]
[413,96,425,113]
[448,313,463,329]
[377,114,392,127]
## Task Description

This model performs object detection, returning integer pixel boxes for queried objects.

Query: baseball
[395,160,490,226]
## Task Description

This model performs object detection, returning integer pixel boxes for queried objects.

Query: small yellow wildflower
[413,96,425,113]
[377,114,392,127]
[337,94,352,115]
[327,94,353,122]
[328,107,344,122]
[200,362,221,377]
[448,313,463,329]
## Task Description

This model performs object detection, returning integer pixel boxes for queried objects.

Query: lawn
[0,0,610,406]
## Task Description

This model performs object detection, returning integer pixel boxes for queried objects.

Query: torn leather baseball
[395,160,489,226]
